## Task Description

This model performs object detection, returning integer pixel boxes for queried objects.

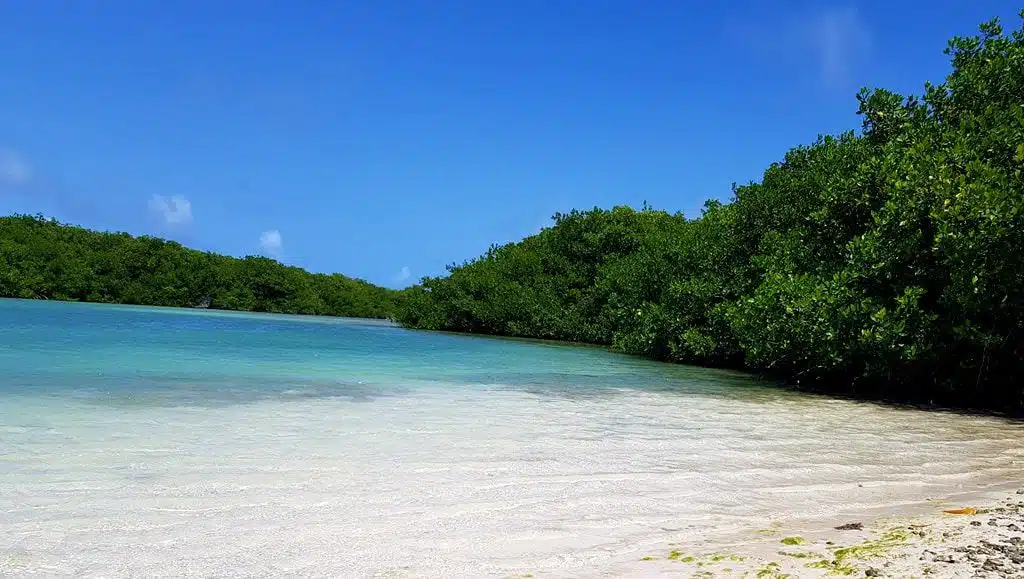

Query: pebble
[907,495,1024,577]
[982,559,1002,571]
[743,493,1024,577]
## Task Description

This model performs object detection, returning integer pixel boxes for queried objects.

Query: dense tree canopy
[0,215,401,318]
[397,14,1024,413]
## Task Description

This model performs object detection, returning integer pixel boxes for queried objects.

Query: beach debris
[655,492,1024,578]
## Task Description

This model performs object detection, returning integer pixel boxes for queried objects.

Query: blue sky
[1,1,1020,287]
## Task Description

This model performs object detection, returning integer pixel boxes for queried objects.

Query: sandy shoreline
[614,486,1024,578]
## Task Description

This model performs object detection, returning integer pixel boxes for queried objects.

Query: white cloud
[260,229,282,257]
[0,149,32,185]
[807,7,870,86]
[148,194,193,225]
[395,265,411,283]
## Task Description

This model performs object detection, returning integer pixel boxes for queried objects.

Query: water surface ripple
[1,300,1021,577]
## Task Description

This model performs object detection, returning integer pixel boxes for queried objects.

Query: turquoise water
[2,299,1023,577]
[0,298,759,406]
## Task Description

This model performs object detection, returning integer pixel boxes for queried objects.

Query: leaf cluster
[0,215,401,318]
[396,12,1024,412]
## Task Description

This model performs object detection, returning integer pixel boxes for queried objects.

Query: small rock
[836,522,864,530]
[865,568,881,577]
[972,521,983,526]
[1014,489,1023,495]
[982,559,1002,571]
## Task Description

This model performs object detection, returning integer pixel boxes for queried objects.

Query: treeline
[0,215,401,318]
[397,14,1024,412]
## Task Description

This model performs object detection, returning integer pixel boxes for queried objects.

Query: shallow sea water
[1,299,1022,577]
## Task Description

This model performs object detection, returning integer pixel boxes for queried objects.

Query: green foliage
[0,215,401,318]
[397,12,1024,412]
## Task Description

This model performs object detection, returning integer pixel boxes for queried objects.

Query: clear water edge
[1,299,1022,577]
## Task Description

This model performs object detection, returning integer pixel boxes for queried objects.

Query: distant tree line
[396,14,1024,412]
[0,214,401,318]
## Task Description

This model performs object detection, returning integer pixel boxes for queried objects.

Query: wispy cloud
[0,148,32,185]
[395,265,411,284]
[148,194,193,225]
[807,7,871,87]
[730,5,871,89]
[260,229,282,257]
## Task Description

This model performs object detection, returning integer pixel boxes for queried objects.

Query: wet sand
[619,487,1024,578]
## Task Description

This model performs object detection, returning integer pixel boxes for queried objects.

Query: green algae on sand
[660,549,744,564]
[751,561,791,578]
[805,526,912,576]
